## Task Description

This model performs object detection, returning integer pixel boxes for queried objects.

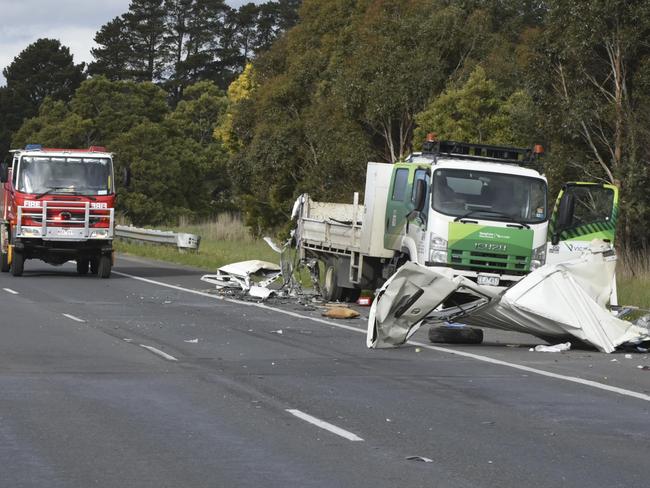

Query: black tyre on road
[428,325,484,344]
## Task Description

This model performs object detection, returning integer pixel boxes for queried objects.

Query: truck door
[384,165,429,261]
[384,166,412,250]
[547,182,618,264]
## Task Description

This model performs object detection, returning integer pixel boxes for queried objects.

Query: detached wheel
[321,262,343,302]
[11,251,24,277]
[76,259,90,275]
[97,254,111,279]
[428,325,483,344]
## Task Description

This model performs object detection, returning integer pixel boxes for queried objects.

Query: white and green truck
[294,139,619,302]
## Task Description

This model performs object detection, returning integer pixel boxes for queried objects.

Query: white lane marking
[140,344,178,362]
[286,409,364,441]
[3,288,18,295]
[113,270,650,403]
[62,313,85,323]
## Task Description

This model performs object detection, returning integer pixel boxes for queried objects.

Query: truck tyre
[97,255,111,278]
[90,258,99,274]
[321,263,343,302]
[428,325,483,344]
[342,288,361,303]
[76,259,89,275]
[0,229,9,272]
[11,251,24,277]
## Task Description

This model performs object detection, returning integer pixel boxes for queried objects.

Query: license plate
[477,274,500,287]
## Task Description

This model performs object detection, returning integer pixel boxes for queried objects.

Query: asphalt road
[0,255,648,488]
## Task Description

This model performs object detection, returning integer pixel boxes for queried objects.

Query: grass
[114,213,280,270]
[617,249,650,309]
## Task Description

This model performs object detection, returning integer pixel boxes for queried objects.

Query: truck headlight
[21,227,41,237]
[530,244,547,271]
[90,229,109,238]
[429,236,448,263]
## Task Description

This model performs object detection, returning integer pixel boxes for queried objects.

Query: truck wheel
[321,263,343,302]
[0,229,9,272]
[90,258,99,275]
[76,259,90,275]
[1,251,9,272]
[11,251,24,277]
[97,254,111,278]
[428,325,483,344]
[342,288,361,303]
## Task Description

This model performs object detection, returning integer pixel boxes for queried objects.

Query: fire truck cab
[0,144,116,278]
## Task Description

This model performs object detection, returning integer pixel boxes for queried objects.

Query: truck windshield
[432,168,547,224]
[17,156,113,195]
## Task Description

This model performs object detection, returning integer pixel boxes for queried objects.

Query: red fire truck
[0,144,117,278]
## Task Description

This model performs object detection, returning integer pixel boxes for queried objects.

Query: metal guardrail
[115,225,200,251]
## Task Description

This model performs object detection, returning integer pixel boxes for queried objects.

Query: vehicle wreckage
[367,240,650,353]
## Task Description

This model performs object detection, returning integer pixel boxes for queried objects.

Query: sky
[0,0,256,84]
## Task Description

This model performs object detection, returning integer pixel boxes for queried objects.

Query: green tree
[88,17,134,80]
[0,38,85,154]
[528,0,650,247]
[414,66,534,146]
[123,0,168,81]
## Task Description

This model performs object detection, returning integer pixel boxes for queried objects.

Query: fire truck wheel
[428,325,483,344]
[1,252,9,272]
[321,262,343,302]
[11,251,24,277]
[97,255,111,278]
[76,259,90,275]
[90,258,99,274]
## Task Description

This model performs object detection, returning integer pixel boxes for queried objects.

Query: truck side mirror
[0,160,8,183]
[413,179,427,212]
[122,167,131,187]
[551,192,575,245]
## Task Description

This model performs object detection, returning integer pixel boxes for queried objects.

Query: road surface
[0,255,648,487]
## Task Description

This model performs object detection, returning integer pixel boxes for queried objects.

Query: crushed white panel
[368,241,650,353]
[201,260,281,292]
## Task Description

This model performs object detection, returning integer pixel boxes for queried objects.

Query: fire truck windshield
[16,156,113,196]
[432,168,547,224]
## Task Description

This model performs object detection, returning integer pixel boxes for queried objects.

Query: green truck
[294,139,619,302]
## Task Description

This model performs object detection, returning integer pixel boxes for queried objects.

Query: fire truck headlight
[21,227,41,237]
[530,244,547,271]
[90,229,109,238]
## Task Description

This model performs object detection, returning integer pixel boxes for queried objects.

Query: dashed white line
[139,344,178,362]
[62,313,85,323]
[3,288,18,295]
[286,409,364,441]
[113,269,650,403]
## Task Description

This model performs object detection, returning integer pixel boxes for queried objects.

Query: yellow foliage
[214,63,257,154]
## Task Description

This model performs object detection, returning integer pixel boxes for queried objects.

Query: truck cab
[0,144,116,277]
[385,139,616,289]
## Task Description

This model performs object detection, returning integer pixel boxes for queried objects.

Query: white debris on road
[201,260,282,294]
[368,240,650,353]
[531,342,571,353]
